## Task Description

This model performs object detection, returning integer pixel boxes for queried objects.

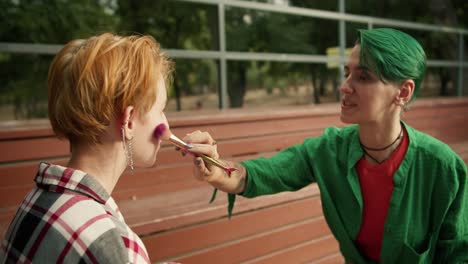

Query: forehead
[346,45,361,69]
[156,77,167,102]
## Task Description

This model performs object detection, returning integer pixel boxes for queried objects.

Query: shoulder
[303,125,357,147]
[324,125,357,137]
[2,190,133,263]
[84,228,131,263]
[408,126,467,184]
[410,127,464,166]
[51,195,133,261]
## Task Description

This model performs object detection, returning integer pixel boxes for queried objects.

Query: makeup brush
[154,124,236,176]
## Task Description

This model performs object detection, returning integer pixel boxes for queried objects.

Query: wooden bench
[1,97,468,263]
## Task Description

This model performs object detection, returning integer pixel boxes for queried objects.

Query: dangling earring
[121,123,134,174]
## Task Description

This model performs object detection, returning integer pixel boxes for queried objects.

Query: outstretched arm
[180,130,247,194]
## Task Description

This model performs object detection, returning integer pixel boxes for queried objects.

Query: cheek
[151,115,169,140]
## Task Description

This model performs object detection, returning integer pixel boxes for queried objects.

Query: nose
[162,112,170,129]
[339,81,353,96]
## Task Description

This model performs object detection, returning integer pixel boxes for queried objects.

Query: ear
[121,106,135,140]
[395,80,415,106]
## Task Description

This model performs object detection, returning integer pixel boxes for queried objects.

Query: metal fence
[1,0,467,109]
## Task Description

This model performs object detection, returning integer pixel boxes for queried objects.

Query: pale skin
[67,77,169,194]
[184,44,415,194]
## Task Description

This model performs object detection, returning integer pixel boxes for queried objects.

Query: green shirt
[239,123,468,263]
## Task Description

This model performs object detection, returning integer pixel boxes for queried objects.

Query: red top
[355,127,409,261]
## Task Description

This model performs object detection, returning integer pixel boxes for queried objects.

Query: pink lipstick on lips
[153,124,237,176]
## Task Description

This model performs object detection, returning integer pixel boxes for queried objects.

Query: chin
[145,147,160,167]
[138,154,158,168]
[340,114,354,124]
[147,155,158,167]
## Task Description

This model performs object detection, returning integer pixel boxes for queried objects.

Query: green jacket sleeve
[241,139,317,198]
[212,141,316,218]
[210,142,316,217]
[434,160,468,262]
[219,126,344,217]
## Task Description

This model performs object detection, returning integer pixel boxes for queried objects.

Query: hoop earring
[121,125,134,174]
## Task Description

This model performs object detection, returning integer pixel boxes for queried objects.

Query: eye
[359,74,368,81]
[358,71,372,81]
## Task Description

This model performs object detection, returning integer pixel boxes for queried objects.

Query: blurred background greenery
[0,0,467,120]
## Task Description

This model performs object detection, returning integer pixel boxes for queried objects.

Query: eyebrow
[345,65,370,71]
[358,65,371,72]
[344,65,373,77]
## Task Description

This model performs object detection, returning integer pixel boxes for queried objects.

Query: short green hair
[357,28,427,101]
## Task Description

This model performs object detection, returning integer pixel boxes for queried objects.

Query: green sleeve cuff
[239,160,255,198]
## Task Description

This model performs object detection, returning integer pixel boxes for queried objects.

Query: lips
[341,99,357,108]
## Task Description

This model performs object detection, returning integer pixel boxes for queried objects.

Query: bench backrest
[1,97,468,263]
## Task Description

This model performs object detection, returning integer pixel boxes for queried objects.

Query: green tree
[117,0,218,110]
[0,0,117,119]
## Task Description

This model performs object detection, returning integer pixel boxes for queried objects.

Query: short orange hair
[48,33,173,144]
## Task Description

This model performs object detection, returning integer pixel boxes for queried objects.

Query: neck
[67,141,127,194]
[358,120,403,164]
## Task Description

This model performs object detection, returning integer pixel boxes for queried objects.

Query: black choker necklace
[360,126,403,151]
[360,126,404,164]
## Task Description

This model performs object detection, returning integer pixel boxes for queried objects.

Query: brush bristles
[153,123,171,140]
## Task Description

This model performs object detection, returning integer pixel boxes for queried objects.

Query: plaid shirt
[1,162,150,264]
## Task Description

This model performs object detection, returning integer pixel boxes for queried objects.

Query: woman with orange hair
[1,33,172,263]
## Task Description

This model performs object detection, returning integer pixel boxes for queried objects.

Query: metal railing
[1,0,467,108]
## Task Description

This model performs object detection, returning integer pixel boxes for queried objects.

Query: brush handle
[168,134,231,171]
[199,153,230,170]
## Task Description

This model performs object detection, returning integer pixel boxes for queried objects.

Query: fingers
[192,156,225,184]
[189,144,219,159]
[192,157,211,181]
[173,130,222,183]
[182,130,216,146]
[175,130,219,159]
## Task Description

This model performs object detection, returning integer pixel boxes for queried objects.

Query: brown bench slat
[0,97,464,140]
[0,129,318,191]
[0,138,69,163]
[313,253,346,264]
[142,195,324,261]
[114,131,322,195]
[125,184,319,235]
[246,235,341,264]
[174,217,333,263]
[404,104,468,119]
[0,120,53,140]
[0,159,67,186]
[0,153,275,208]
[168,115,341,141]
[164,97,468,127]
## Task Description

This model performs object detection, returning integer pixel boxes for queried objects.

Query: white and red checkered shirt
[1,162,150,263]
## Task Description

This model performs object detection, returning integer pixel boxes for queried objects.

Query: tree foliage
[0,0,118,118]
[0,0,466,117]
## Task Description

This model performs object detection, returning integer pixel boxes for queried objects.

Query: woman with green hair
[182,28,468,263]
